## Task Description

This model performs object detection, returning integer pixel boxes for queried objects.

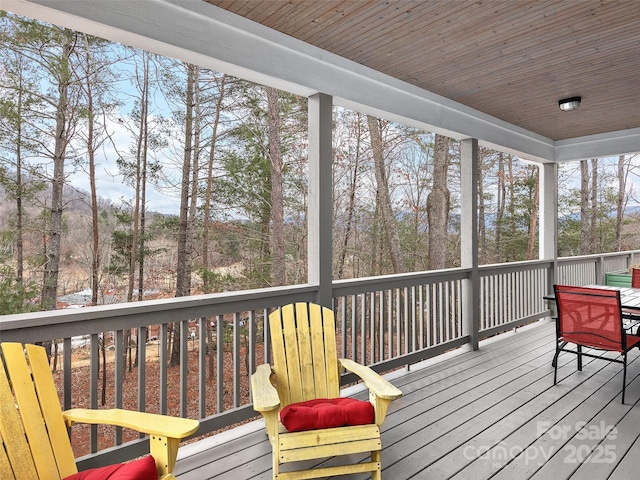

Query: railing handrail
[0,284,318,343]
[3,252,638,338]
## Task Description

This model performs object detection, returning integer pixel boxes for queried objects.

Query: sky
[65,112,184,215]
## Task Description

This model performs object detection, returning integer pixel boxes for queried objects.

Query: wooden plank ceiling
[204,0,640,142]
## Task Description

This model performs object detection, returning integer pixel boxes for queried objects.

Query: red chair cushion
[280,397,374,432]
[63,455,157,480]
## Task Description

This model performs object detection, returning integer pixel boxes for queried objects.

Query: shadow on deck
[174,320,640,479]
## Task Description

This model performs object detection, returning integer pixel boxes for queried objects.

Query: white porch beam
[555,128,640,163]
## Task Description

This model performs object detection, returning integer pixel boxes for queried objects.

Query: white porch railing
[0,250,638,469]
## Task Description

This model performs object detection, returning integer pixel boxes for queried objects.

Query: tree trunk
[186,66,201,288]
[590,158,598,252]
[202,74,226,291]
[267,86,285,286]
[101,334,107,405]
[477,149,486,263]
[367,115,404,274]
[616,155,627,251]
[127,55,149,303]
[496,152,505,257]
[338,113,362,279]
[135,89,148,367]
[81,35,100,307]
[507,156,517,261]
[526,166,539,260]
[172,63,197,366]
[427,134,450,270]
[580,159,590,254]
[41,32,73,313]
[15,65,25,283]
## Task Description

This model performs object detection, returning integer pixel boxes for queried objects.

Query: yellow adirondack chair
[251,303,402,480]
[0,342,199,480]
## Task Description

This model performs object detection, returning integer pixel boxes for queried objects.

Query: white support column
[308,93,333,307]
[461,138,480,350]
[539,162,558,291]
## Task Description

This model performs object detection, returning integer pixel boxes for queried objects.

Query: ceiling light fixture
[558,96,581,111]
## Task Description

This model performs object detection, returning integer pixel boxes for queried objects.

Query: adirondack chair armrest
[339,358,402,401]
[250,363,280,412]
[62,409,199,439]
[339,358,401,425]
[63,409,198,477]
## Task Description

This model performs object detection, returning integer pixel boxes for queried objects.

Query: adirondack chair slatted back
[268,303,340,408]
[0,343,77,480]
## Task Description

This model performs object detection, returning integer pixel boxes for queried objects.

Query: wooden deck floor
[173,320,640,479]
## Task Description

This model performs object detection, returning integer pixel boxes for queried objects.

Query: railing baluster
[351,294,357,362]
[233,312,240,407]
[418,285,424,350]
[263,308,271,364]
[63,337,72,410]
[248,310,256,375]
[340,298,347,358]
[404,286,409,356]
[369,292,375,364]
[180,320,188,418]
[438,283,444,344]
[387,289,393,360]
[138,326,146,414]
[379,291,385,362]
[115,329,123,445]
[90,334,99,453]
[426,285,432,347]
[216,314,224,413]
[360,294,366,365]
[198,317,206,419]
[160,323,168,415]
[448,282,454,338]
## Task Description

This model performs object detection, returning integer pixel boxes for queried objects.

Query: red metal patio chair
[553,284,640,404]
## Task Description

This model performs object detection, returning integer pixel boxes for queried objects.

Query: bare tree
[616,155,628,250]
[201,73,226,381]
[580,159,590,254]
[172,63,198,366]
[202,74,226,291]
[427,134,450,270]
[337,113,363,279]
[267,86,285,286]
[496,152,506,256]
[42,29,77,314]
[478,149,487,263]
[526,166,539,260]
[367,115,405,273]
[590,158,598,253]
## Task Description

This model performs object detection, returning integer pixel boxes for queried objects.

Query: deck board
[174,320,640,479]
